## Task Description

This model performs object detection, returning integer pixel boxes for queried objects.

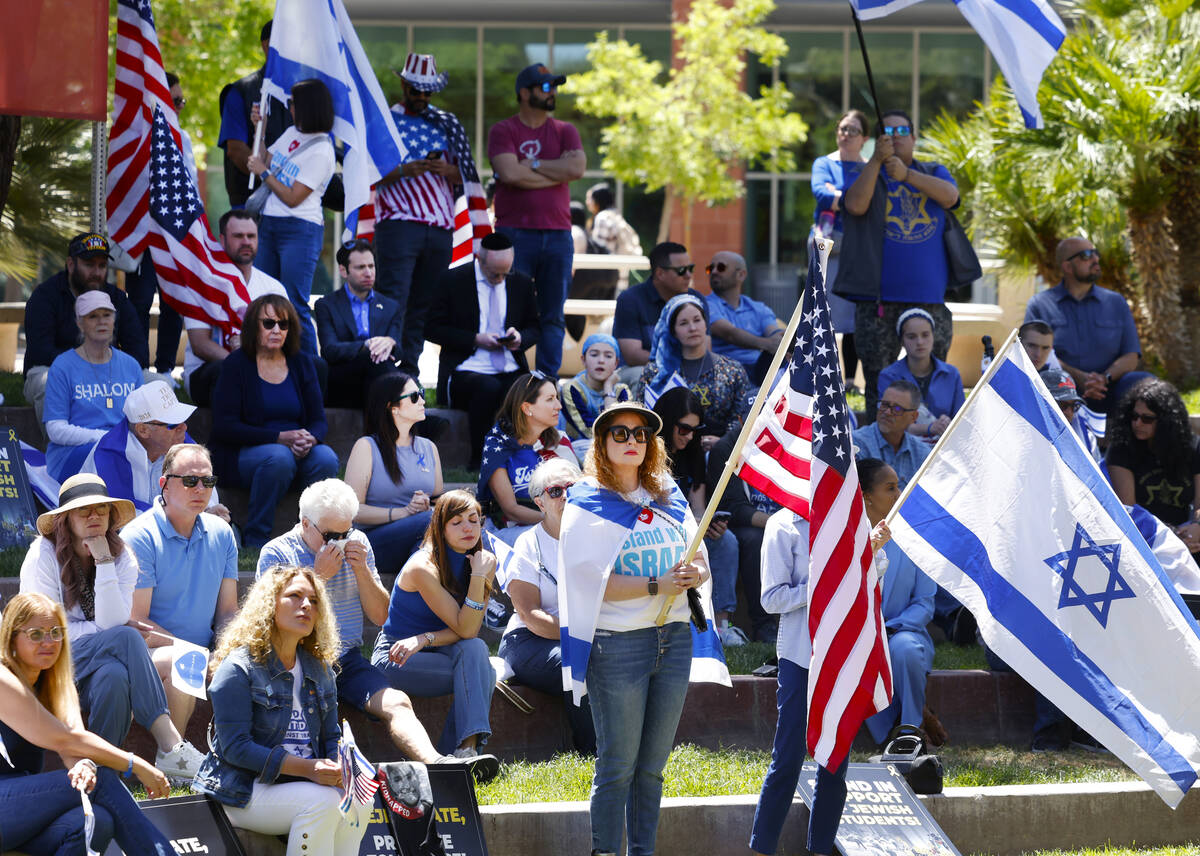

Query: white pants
[223,780,371,856]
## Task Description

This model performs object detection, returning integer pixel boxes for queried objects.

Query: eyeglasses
[261,318,290,331]
[537,82,555,93]
[319,527,352,542]
[1131,411,1158,425]
[706,261,733,275]
[21,626,64,643]
[675,420,701,436]
[607,425,654,444]
[146,421,182,430]
[837,125,863,136]
[878,401,917,415]
[1066,248,1100,262]
[1059,402,1080,414]
[393,390,424,405]
[538,482,575,500]
[173,96,187,110]
[883,126,912,137]
[165,474,218,489]
[659,264,695,277]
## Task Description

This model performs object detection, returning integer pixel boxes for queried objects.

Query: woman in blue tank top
[370,490,498,757]
[345,373,443,574]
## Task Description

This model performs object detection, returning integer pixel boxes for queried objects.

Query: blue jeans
[586,621,692,856]
[371,632,494,754]
[362,510,432,576]
[499,627,596,755]
[255,215,324,356]
[706,529,740,615]
[750,658,848,855]
[236,442,340,547]
[497,226,573,376]
[0,767,173,855]
[73,625,170,747]
[374,219,453,371]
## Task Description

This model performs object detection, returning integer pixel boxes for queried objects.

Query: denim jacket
[192,645,340,807]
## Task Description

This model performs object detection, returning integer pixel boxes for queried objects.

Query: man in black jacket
[314,240,405,409]
[426,232,541,469]
[23,232,149,421]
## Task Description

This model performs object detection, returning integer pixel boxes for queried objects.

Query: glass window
[482,28,550,165]
[918,32,985,127]
[777,177,817,266]
[615,184,661,268]
[780,32,846,169]
[410,27,481,158]
[622,29,672,82]
[553,28,613,168]
[849,31,913,127]
[745,178,773,270]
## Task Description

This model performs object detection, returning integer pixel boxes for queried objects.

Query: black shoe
[434,751,501,784]
[1031,733,1069,753]
[1069,728,1109,754]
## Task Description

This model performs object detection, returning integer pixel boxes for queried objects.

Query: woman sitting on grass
[0,592,174,856]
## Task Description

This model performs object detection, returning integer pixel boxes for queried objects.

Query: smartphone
[713,511,732,523]
[497,332,516,343]
[426,150,444,160]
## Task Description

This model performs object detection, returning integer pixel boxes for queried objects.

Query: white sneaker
[718,624,750,647]
[156,740,206,781]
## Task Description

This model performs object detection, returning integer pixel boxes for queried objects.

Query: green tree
[566,0,807,246]
[921,0,1200,381]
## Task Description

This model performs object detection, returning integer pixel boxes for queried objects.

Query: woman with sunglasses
[19,474,205,781]
[195,564,373,853]
[496,457,596,755]
[559,402,711,856]
[371,490,498,759]
[810,110,870,389]
[638,293,751,452]
[0,592,176,856]
[1107,378,1200,554]
[345,372,443,573]
[211,294,339,547]
[477,372,577,544]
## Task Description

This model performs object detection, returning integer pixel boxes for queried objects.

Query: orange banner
[0,0,108,119]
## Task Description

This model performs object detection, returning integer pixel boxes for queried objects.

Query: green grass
[237,547,260,574]
[0,545,27,576]
[845,386,866,414]
[933,641,989,670]
[443,466,478,485]
[1018,848,1200,856]
[0,371,26,406]
[475,741,1137,805]
[719,641,987,675]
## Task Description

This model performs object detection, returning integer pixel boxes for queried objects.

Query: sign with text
[797,762,961,856]
[0,430,38,549]
[359,764,488,856]
[102,793,246,856]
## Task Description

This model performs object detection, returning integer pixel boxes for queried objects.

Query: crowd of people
[7,21,1200,856]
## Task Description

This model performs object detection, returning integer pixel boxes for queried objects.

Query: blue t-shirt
[218,87,249,148]
[811,155,864,234]
[44,348,142,480]
[880,164,956,304]
[705,293,779,366]
[124,500,239,647]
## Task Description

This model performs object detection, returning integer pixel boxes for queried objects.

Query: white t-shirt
[183,267,288,384]
[280,661,314,759]
[596,501,692,632]
[503,525,561,634]
[262,128,335,226]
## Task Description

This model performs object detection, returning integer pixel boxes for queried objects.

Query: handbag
[908,160,982,290]
[868,723,944,794]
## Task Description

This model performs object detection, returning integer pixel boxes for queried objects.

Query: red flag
[736,253,892,772]
[107,0,250,336]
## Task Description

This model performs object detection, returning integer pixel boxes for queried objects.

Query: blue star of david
[1043,523,1135,628]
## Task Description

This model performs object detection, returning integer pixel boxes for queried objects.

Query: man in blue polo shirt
[851,380,930,488]
[125,443,238,738]
[1024,236,1151,413]
[704,250,785,383]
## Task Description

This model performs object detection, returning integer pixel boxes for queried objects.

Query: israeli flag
[20,441,59,510]
[558,478,730,704]
[642,371,688,408]
[263,0,408,239]
[170,639,210,701]
[889,338,1200,807]
[849,0,1065,129]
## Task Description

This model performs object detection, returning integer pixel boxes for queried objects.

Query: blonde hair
[585,414,673,503]
[0,593,82,728]
[212,565,340,669]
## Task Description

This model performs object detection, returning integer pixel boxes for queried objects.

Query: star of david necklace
[77,344,115,408]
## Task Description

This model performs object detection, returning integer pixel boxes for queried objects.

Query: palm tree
[922,0,1200,381]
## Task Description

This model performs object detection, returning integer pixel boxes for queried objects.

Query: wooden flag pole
[655,239,834,625]
[249,91,269,190]
[884,325,1021,528]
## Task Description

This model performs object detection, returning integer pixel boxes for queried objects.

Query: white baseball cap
[123,381,197,425]
[75,290,116,318]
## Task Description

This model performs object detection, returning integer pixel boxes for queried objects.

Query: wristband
[464,597,484,611]
[258,168,270,181]
[123,753,135,778]
[424,631,436,647]
[388,508,394,523]
[80,758,98,772]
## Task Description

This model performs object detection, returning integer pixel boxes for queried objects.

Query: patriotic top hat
[395,53,448,93]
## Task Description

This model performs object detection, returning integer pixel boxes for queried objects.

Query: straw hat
[36,474,137,537]
[591,401,664,437]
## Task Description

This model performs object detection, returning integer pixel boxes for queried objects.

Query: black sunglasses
[607,425,654,444]
[261,318,290,330]
[539,482,575,500]
[706,261,732,275]
[165,474,218,488]
[146,421,183,430]
[173,96,187,110]
[1131,411,1158,425]
[315,525,352,542]
[394,390,424,405]
[1066,248,1100,262]
[659,264,695,277]
[675,420,702,436]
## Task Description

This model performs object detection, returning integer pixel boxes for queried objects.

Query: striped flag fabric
[890,339,1200,807]
[642,371,688,408]
[848,0,1065,129]
[338,719,380,820]
[107,0,251,336]
[736,250,892,771]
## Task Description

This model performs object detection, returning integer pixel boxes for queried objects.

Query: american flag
[736,245,892,772]
[338,720,380,820]
[376,110,455,230]
[356,104,490,268]
[107,0,250,336]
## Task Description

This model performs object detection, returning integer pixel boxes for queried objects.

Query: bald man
[1024,236,1150,412]
[704,250,785,383]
